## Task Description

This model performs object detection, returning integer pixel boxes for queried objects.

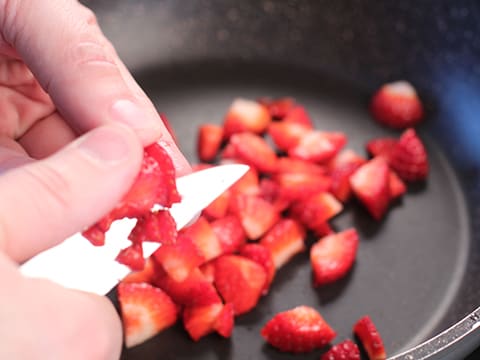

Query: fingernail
[110,99,161,133]
[76,126,132,166]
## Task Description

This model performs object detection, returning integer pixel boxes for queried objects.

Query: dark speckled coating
[82,1,480,359]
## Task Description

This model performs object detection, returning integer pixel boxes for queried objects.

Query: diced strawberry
[389,128,429,182]
[275,157,327,175]
[229,194,280,240]
[223,98,271,138]
[197,124,224,162]
[370,81,424,129]
[228,165,260,195]
[366,137,398,160]
[389,170,407,200]
[199,261,216,283]
[310,229,359,286]
[214,255,267,315]
[210,215,247,254]
[311,221,335,238]
[260,218,306,269]
[202,189,231,220]
[268,122,310,152]
[320,339,360,360]
[213,302,235,338]
[261,305,336,353]
[153,267,222,307]
[153,233,204,282]
[180,216,222,262]
[117,282,179,348]
[350,157,391,220]
[328,149,367,171]
[116,243,145,272]
[257,97,296,119]
[258,178,291,212]
[353,316,387,360]
[183,302,224,341]
[240,244,276,295]
[272,172,332,202]
[81,224,105,246]
[288,131,347,164]
[224,133,278,173]
[159,113,178,144]
[122,258,156,284]
[327,150,366,202]
[283,105,314,128]
[128,210,177,245]
[289,192,343,231]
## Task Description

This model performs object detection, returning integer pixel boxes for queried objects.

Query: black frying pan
[83,1,480,359]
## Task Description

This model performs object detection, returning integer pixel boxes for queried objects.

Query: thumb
[0,124,143,263]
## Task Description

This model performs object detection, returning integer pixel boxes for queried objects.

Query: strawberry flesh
[353,315,387,360]
[320,339,360,360]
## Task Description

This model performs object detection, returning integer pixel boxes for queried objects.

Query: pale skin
[0,0,190,359]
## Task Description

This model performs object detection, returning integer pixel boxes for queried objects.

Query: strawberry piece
[128,210,177,245]
[366,137,398,160]
[229,194,280,240]
[180,216,222,262]
[228,165,260,195]
[311,221,335,237]
[197,123,224,162]
[353,316,387,360]
[223,98,271,138]
[81,224,105,246]
[202,189,231,220]
[122,258,156,284]
[258,178,291,212]
[328,149,367,171]
[183,302,224,341]
[261,305,336,353]
[283,105,314,128]
[117,282,179,348]
[310,229,359,286]
[199,261,216,283]
[275,157,327,175]
[213,302,235,338]
[288,131,347,164]
[290,192,343,231]
[328,150,367,202]
[257,97,296,119]
[240,244,276,295]
[210,215,247,254]
[214,255,267,315]
[273,171,332,202]
[268,122,310,152]
[370,81,424,129]
[320,339,360,360]
[389,170,407,200]
[153,234,204,282]
[350,157,391,220]
[389,128,429,182]
[153,267,222,307]
[260,218,306,269]
[224,133,278,173]
[116,243,145,272]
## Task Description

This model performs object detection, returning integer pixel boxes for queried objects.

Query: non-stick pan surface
[83,1,480,358]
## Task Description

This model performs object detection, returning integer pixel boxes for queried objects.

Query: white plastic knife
[20,164,249,295]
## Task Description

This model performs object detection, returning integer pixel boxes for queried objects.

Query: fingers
[0,123,143,262]
[0,254,122,360]
[0,0,190,173]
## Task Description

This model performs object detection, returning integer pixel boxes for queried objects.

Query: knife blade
[20,163,249,295]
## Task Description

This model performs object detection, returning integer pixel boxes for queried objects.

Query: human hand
[0,1,190,359]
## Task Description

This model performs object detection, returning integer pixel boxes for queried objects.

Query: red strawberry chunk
[117,282,179,348]
[273,171,332,202]
[240,244,276,295]
[260,218,306,269]
[258,178,291,212]
[310,229,359,286]
[128,210,177,245]
[353,316,387,360]
[321,339,360,360]
[389,170,407,200]
[116,243,145,272]
[290,192,343,231]
[366,137,398,160]
[288,131,347,163]
[202,189,231,220]
[283,105,314,128]
[261,305,336,353]
[229,193,280,240]
[224,133,278,173]
[81,224,105,246]
[257,97,296,119]
[223,98,271,138]
[197,123,224,162]
[210,215,247,254]
[389,128,429,182]
[153,267,222,307]
[214,255,267,315]
[275,157,327,175]
[327,150,366,203]
[180,216,222,262]
[199,261,216,283]
[370,81,424,129]
[122,258,156,285]
[350,157,391,220]
[153,234,204,282]
[228,165,260,195]
[183,302,224,341]
[268,122,310,152]
[213,302,235,338]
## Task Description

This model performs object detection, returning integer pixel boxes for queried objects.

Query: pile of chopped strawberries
[102,81,428,359]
